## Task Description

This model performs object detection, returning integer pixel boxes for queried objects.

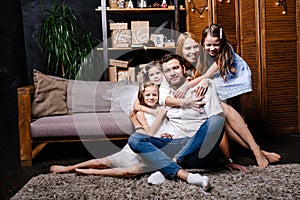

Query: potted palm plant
[38,1,97,79]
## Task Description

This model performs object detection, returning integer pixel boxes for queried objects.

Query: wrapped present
[117,69,129,81]
[111,30,131,48]
[127,67,137,81]
[131,21,149,45]
[108,66,118,82]
[109,59,129,68]
[117,68,137,82]
[109,22,128,30]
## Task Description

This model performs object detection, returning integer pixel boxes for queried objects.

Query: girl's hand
[148,108,158,116]
[174,82,191,99]
[225,162,248,172]
[178,97,205,110]
[194,79,209,98]
[160,133,173,139]
[157,106,167,116]
[148,106,166,117]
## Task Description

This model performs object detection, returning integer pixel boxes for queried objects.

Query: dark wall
[0,0,186,131]
[0,0,101,132]
[0,0,26,131]
[21,0,101,84]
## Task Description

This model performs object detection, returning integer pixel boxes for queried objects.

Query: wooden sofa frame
[17,85,129,166]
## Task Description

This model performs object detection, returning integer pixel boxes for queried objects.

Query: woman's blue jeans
[128,114,224,178]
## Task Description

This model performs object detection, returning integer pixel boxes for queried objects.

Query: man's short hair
[160,53,186,68]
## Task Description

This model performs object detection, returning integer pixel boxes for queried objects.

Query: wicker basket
[109,0,118,8]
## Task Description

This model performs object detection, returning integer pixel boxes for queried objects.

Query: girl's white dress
[107,113,171,168]
[103,81,175,169]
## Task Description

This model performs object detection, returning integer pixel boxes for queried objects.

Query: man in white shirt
[128,53,225,190]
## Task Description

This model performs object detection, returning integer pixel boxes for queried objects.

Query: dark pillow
[32,69,68,118]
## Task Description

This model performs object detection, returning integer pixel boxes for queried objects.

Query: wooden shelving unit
[96,0,183,80]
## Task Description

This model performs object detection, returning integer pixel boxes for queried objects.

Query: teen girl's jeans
[128,114,224,178]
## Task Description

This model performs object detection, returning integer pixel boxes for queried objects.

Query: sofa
[18,70,138,166]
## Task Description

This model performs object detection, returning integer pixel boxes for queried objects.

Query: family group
[50,24,280,191]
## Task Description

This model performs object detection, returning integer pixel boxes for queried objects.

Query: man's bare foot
[261,150,281,163]
[50,165,73,173]
[252,148,269,168]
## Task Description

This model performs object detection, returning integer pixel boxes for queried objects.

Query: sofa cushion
[32,69,68,118]
[67,80,116,113]
[30,112,134,139]
[67,80,139,114]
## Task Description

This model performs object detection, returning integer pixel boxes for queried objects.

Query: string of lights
[186,0,232,19]
[187,0,286,19]
[186,0,208,19]
[275,0,287,15]
[218,0,231,3]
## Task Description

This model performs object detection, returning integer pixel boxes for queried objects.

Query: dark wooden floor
[1,126,300,200]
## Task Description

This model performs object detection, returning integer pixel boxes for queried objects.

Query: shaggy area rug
[12,164,300,200]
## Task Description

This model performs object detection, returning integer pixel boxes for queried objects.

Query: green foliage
[38,1,97,79]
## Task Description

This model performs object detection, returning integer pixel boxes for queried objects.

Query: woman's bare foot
[50,165,73,173]
[261,150,281,163]
[252,148,269,168]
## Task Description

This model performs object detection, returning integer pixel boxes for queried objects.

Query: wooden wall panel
[239,0,261,133]
[298,0,300,134]
[262,0,299,134]
[185,0,209,40]
[186,0,300,135]
[215,1,237,50]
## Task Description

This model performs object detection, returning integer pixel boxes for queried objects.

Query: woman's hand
[194,79,209,98]
[174,82,191,99]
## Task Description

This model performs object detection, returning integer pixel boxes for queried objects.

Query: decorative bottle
[161,0,168,8]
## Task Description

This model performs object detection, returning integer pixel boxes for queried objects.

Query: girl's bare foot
[261,150,281,163]
[50,165,73,173]
[252,148,269,168]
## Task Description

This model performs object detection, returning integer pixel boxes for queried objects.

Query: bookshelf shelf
[96,0,183,81]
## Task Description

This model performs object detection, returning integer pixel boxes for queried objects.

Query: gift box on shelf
[127,67,137,82]
[111,29,131,48]
[117,67,136,82]
[108,66,118,82]
[108,59,137,82]
[131,21,149,45]
[109,59,129,68]
[109,22,128,30]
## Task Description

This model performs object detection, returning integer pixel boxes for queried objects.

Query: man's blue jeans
[128,114,224,178]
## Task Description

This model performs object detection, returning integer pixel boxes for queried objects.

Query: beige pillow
[32,69,68,118]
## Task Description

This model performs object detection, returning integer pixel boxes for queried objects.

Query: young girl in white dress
[50,82,168,177]
[50,81,212,190]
